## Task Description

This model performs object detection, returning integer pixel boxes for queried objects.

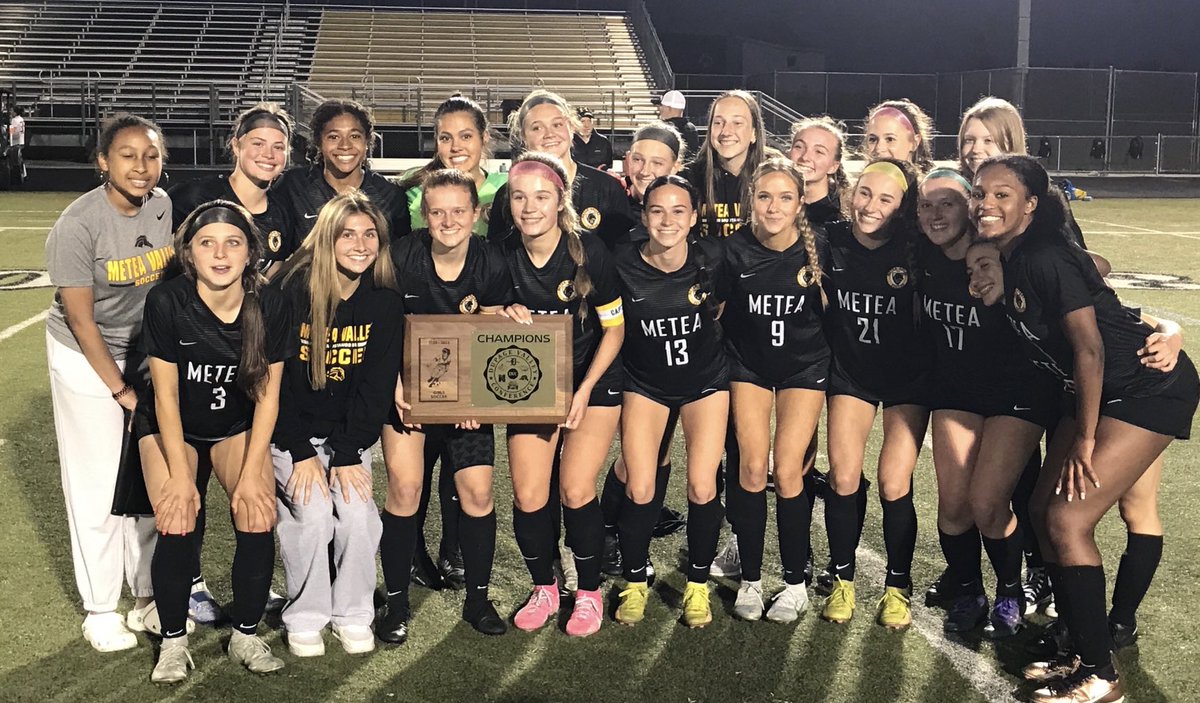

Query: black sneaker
[602,533,623,577]
[377,596,411,645]
[924,568,949,608]
[438,547,467,591]
[1022,567,1053,616]
[412,548,445,591]
[1110,619,1139,650]
[652,506,686,538]
[463,599,507,636]
[645,558,656,587]
[1026,619,1070,659]
[944,594,988,633]
[807,469,829,500]
[814,564,835,596]
[802,553,814,587]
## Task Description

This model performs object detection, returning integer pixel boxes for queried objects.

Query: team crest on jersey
[580,207,602,230]
[459,294,479,314]
[268,230,282,253]
[687,283,708,306]
[556,279,576,302]
[326,367,346,382]
[797,265,817,288]
[886,266,909,289]
[1013,288,1027,313]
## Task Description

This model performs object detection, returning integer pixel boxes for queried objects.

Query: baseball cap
[651,90,686,110]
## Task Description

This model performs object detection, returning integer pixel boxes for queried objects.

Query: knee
[938,499,974,532]
[827,468,862,496]
[877,474,910,502]
[738,457,769,493]
[1044,504,1093,551]
[512,485,549,513]
[560,484,596,510]
[385,481,423,516]
[969,495,1013,537]
[625,477,655,505]
[1117,492,1159,532]
[686,480,716,505]
[458,483,494,515]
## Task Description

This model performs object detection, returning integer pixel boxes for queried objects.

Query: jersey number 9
[772,320,785,347]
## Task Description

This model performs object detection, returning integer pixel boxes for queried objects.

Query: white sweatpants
[47,331,156,612]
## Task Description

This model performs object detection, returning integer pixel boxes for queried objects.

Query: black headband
[186,204,254,244]
[633,126,681,159]
[236,112,289,138]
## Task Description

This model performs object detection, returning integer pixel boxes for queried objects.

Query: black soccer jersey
[272,165,411,242]
[168,175,299,272]
[680,160,745,238]
[805,193,843,227]
[823,221,927,393]
[720,224,830,382]
[140,275,292,441]
[572,132,614,170]
[1003,234,1171,397]
[487,163,636,251]
[617,237,727,398]
[272,270,405,467]
[391,230,513,314]
[499,230,623,376]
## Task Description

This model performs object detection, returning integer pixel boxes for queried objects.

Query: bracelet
[112,384,134,401]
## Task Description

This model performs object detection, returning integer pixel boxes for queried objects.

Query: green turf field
[1,192,1197,703]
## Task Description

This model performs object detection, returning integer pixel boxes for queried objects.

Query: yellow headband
[860,161,909,193]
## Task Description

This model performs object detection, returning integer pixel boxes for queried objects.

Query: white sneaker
[228,631,284,673]
[766,583,810,624]
[127,602,195,637]
[150,640,194,684]
[82,611,138,653]
[331,624,376,655]
[188,581,224,624]
[558,543,578,593]
[709,534,741,578]
[286,630,325,657]
[733,580,765,621]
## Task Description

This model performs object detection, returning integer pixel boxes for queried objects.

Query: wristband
[112,384,134,401]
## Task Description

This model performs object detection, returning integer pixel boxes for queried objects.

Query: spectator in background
[653,90,699,158]
[572,109,614,170]
[8,105,26,184]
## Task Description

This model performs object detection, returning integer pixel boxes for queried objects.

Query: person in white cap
[653,90,699,159]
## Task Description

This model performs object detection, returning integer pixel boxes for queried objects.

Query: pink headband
[870,106,915,134]
[509,160,566,191]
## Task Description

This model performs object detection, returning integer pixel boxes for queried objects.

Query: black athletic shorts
[624,368,729,409]
[388,410,496,471]
[930,375,1059,431]
[578,357,624,408]
[132,398,245,448]
[826,356,928,409]
[1060,351,1199,440]
[728,354,830,393]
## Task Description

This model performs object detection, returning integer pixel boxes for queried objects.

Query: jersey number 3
[211,387,227,411]
[664,339,689,367]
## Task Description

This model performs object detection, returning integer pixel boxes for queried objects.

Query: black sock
[230,529,274,636]
[881,492,917,589]
[618,498,658,583]
[380,510,418,597]
[548,455,563,547]
[563,499,605,591]
[854,475,869,544]
[460,510,497,604]
[1058,565,1115,673]
[938,527,983,597]
[1109,533,1163,627]
[438,459,461,555]
[653,460,673,514]
[738,489,767,582]
[983,528,1025,599]
[777,492,812,586]
[191,501,207,587]
[414,444,437,535]
[513,503,556,586]
[599,462,625,533]
[686,497,725,583]
[825,491,859,581]
[1013,447,1044,569]
[1046,562,1070,627]
[152,533,194,639]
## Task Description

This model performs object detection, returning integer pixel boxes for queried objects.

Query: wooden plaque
[403,314,573,424]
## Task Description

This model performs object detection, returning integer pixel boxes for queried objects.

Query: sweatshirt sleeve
[270,280,321,463]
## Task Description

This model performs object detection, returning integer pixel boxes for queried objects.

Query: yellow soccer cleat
[615,582,650,625]
[877,586,913,630]
[681,582,713,629]
[821,578,856,624]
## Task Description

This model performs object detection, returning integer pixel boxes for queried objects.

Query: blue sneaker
[944,594,988,633]
[983,596,1023,639]
[188,583,223,625]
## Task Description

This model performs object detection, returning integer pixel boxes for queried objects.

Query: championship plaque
[403,315,573,424]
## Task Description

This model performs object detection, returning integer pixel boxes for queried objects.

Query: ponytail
[236,284,271,399]
[565,230,594,321]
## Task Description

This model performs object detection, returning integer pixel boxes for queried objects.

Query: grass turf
[0,192,1197,703]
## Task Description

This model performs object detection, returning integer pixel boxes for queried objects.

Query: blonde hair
[958,97,1027,176]
[508,90,581,154]
[789,115,850,216]
[277,191,399,389]
[863,99,935,173]
[749,158,827,306]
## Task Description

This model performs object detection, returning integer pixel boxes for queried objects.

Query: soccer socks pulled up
[438,463,462,554]
[938,527,983,597]
[562,499,605,592]
[618,498,658,583]
[1013,447,1044,569]
[513,503,557,586]
[1058,565,1115,673]
[380,510,419,597]
[229,529,274,636]
[738,489,768,582]
[653,460,673,513]
[1110,532,1163,627]
[460,510,497,604]
[152,533,195,639]
[881,492,917,590]
[686,497,725,583]
[825,490,859,581]
[599,462,626,533]
[777,492,812,586]
[983,528,1025,599]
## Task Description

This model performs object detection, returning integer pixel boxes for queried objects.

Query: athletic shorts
[728,354,830,392]
[624,367,729,409]
[826,356,928,409]
[388,411,495,471]
[1060,351,1199,440]
[930,374,1059,431]
[132,398,245,448]
[577,357,624,408]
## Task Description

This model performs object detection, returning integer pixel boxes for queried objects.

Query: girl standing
[681,90,768,239]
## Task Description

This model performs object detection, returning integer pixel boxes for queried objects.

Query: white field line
[1121,299,1200,328]
[0,311,47,343]
[1075,218,1161,234]
[0,226,54,231]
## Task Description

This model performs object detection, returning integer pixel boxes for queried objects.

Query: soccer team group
[41,80,1197,703]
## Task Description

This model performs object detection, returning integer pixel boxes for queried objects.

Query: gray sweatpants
[273,439,382,633]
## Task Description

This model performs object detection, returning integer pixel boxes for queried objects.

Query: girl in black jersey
[378,170,512,641]
[973,155,1198,703]
[498,153,625,637]
[611,175,727,629]
[862,100,936,174]
[170,103,297,279]
[820,158,929,630]
[270,192,404,658]
[681,90,768,239]
[274,99,410,244]
[788,116,850,226]
[487,90,633,250]
[916,169,1058,638]
[722,159,828,624]
[138,201,291,683]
